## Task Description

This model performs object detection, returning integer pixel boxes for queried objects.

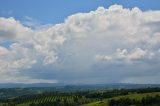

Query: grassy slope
[0,103,4,106]
[1,92,160,106]
[83,92,160,106]
[16,96,91,106]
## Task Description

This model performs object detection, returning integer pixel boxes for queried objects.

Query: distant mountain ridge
[0,83,160,89]
[0,83,62,88]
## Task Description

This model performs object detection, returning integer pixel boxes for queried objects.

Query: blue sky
[0,0,160,24]
[0,1,160,84]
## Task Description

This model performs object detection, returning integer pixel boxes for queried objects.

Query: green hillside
[84,92,160,106]
[1,87,160,106]
[16,95,93,106]
[1,92,160,106]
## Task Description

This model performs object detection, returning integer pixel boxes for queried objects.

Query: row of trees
[85,87,160,99]
[2,92,95,106]
[108,95,160,106]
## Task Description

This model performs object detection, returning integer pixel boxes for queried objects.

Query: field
[0,87,160,106]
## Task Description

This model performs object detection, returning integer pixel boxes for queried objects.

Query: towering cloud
[0,5,160,84]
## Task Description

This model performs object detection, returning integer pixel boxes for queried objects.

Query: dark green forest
[108,95,160,106]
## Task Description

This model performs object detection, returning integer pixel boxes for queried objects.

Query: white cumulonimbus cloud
[0,4,160,84]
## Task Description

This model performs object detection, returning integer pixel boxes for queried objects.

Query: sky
[0,0,160,84]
